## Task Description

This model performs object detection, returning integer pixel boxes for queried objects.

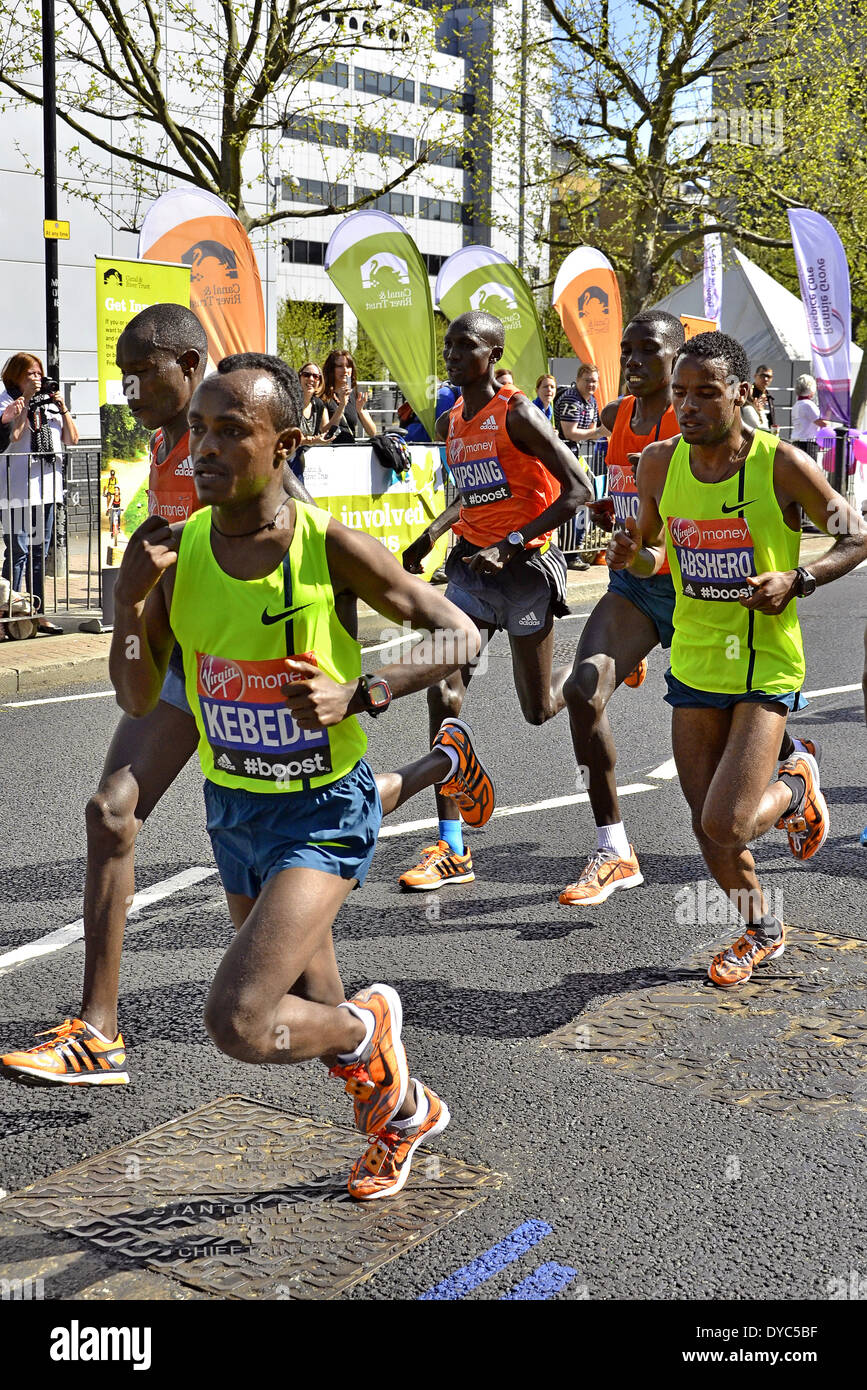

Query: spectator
[0,352,78,636]
[554,362,606,454]
[533,374,557,425]
[321,349,377,444]
[743,364,778,432]
[291,360,329,478]
[403,378,462,443]
[494,368,514,388]
[790,373,828,461]
[107,486,122,543]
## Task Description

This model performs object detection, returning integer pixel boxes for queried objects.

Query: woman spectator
[742,365,777,432]
[291,361,330,478]
[0,352,78,636]
[790,374,828,461]
[533,374,557,424]
[494,368,514,388]
[321,349,377,444]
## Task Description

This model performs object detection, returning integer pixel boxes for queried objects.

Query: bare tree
[0,0,464,231]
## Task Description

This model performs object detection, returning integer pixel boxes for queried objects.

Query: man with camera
[0,351,79,636]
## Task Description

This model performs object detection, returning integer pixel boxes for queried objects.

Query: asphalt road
[0,571,865,1304]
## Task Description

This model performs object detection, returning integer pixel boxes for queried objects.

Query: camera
[29,376,61,414]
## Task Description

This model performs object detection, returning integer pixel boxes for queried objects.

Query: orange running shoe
[330,983,408,1135]
[433,718,496,827]
[348,1081,450,1201]
[774,752,829,860]
[708,924,786,988]
[1,1018,128,1085]
[623,658,648,689]
[398,840,475,891]
[559,847,644,906]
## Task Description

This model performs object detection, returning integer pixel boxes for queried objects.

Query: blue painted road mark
[501,1262,579,1300]
[418,1219,552,1300]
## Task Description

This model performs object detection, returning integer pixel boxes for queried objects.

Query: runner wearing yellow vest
[609,331,867,988]
[102,353,497,1199]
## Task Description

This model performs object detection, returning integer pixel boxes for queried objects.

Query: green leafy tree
[276,299,338,369]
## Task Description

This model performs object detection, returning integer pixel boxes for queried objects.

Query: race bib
[196,652,332,782]
[448,436,513,507]
[607,463,638,523]
[668,516,756,601]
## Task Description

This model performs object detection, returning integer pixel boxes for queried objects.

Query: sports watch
[356,674,392,717]
[792,566,817,598]
[507,531,525,549]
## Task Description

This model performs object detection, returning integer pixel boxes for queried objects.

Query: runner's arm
[607,442,670,577]
[599,397,624,433]
[109,517,180,717]
[740,446,867,614]
[328,518,481,703]
[402,498,461,571]
[505,394,594,541]
[774,445,867,584]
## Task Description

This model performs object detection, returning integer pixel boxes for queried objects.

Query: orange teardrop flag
[552,247,623,409]
[139,188,265,364]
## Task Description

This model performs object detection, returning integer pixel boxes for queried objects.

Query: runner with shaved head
[399,310,593,891]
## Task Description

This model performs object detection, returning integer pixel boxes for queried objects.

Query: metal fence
[1,445,102,631]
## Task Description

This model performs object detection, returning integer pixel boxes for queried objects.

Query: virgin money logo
[360,253,410,289]
[448,437,466,464]
[147,489,159,517]
[199,655,245,700]
[607,465,628,493]
[670,517,701,549]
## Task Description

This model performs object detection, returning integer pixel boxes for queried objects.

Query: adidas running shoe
[623,658,648,689]
[348,1081,450,1201]
[774,752,829,861]
[1,1018,128,1085]
[708,924,786,989]
[433,718,496,827]
[330,983,409,1135]
[559,847,644,906]
[398,841,475,891]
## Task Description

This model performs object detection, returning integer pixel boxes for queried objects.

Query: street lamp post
[42,0,60,378]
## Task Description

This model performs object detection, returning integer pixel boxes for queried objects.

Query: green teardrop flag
[325,211,437,437]
[436,246,548,397]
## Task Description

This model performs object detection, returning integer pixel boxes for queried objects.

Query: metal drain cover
[1,1095,503,1299]
[544,928,867,1118]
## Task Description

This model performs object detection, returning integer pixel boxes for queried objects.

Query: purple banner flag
[788,209,851,424]
[703,233,722,325]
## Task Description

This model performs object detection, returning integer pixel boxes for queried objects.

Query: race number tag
[196,652,332,782]
[668,516,756,601]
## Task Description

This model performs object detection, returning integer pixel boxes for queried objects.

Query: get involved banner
[551,246,622,409]
[788,208,852,424]
[325,211,437,438]
[139,188,266,364]
[436,246,547,399]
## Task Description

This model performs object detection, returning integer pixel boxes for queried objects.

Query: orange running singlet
[606,396,679,575]
[148,428,199,522]
[448,386,560,549]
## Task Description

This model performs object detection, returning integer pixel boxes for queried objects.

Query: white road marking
[0,690,115,709]
[802,682,861,698]
[378,783,655,838]
[648,757,678,779]
[0,867,216,975]
[361,631,422,654]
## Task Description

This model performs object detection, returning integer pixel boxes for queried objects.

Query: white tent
[652,249,863,433]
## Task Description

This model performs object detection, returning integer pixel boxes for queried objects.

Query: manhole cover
[544,927,867,1118]
[1,1095,503,1299]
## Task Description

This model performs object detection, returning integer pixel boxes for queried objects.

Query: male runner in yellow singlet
[610,332,867,986]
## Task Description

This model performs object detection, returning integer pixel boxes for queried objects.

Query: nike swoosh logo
[261,603,311,625]
[720,500,757,514]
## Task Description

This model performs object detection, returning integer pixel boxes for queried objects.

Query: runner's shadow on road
[791,705,863,725]
[0,859,196,903]
[379,968,697,1039]
[0,1107,91,1139]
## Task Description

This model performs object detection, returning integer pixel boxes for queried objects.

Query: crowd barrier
[1,447,102,632]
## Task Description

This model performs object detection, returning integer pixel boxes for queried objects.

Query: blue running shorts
[607,568,675,649]
[203,759,382,898]
[664,671,807,712]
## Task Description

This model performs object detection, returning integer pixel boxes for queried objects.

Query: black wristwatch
[792,566,817,598]
[355,674,392,717]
